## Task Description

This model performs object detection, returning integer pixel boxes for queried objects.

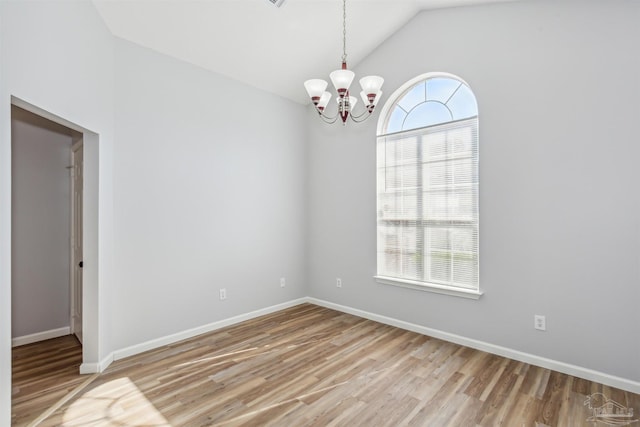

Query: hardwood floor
[11,334,85,427]
[13,303,640,426]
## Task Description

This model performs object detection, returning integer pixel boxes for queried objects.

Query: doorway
[10,96,100,373]
[11,105,78,347]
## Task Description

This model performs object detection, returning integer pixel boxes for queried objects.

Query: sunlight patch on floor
[61,377,170,426]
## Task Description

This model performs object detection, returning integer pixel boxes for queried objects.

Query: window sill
[374,276,483,300]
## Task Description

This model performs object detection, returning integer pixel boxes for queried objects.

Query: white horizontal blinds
[377,132,423,281]
[423,119,478,289]
[377,117,479,290]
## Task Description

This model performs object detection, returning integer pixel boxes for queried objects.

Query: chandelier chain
[342,0,347,63]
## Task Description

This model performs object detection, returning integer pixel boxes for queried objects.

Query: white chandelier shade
[329,68,355,97]
[317,91,332,112]
[303,79,328,103]
[360,76,384,100]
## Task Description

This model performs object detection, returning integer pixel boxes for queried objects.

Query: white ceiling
[93,0,519,104]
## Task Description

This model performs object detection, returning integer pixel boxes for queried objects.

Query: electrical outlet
[336,278,342,288]
[534,314,546,331]
[280,277,286,288]
[219,288,227,300]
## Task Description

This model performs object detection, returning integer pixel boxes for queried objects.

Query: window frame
[375,72,482,300]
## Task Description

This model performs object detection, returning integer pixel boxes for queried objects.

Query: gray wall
[110,38,308,350]
[11,107,73,338]
[307,0,640,383]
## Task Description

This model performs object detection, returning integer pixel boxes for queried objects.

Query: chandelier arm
[349,108,374,121]
[318,112,340,124]
[349,111,374,123]
[349,108,370,119]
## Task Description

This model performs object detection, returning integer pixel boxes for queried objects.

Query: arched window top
[378,73,478,136]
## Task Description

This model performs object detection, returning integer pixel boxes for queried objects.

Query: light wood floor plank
[12,303,640,426]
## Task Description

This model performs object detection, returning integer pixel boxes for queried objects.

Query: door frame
[70,138,83,343]
[11,96,101,373]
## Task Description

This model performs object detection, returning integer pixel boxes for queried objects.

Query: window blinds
[376,117,479,290]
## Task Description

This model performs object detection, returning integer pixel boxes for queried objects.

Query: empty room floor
[12,303,640,426]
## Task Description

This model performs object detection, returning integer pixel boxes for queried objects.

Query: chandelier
[303,0,384,124]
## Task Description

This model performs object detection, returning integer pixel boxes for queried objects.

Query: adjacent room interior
[1,0,639,425]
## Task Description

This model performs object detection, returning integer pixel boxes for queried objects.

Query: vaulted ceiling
[93,0,520,104]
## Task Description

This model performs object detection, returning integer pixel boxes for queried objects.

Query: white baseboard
[12,326,70,347]
[80,352,113,374]
[307,297,640,395]
[85,296,640,394]
[79,363,100,375]
[104,298,309,369]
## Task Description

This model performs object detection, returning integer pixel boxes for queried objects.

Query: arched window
[375,73,480,298]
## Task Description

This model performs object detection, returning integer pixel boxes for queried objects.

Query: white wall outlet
[280,277,286,288]
[336,278,342,288]
[534,314,546,331]
[219,288,227,300]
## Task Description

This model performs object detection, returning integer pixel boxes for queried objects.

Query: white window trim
[374,275,483,300]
